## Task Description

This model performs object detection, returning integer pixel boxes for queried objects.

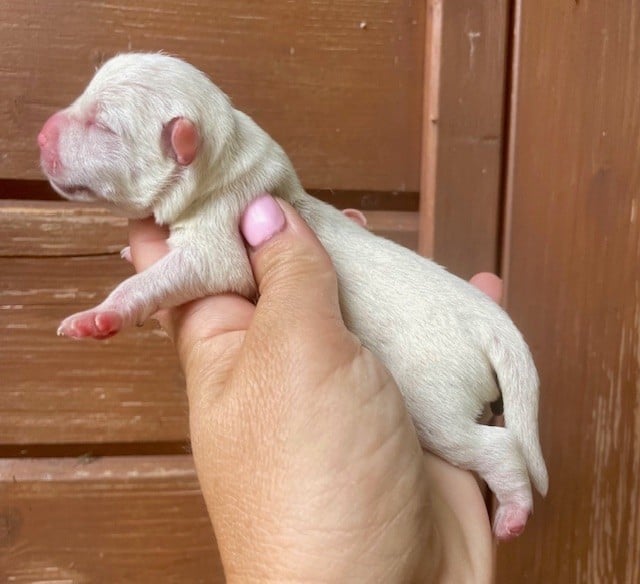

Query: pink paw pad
[493,504,530,541]
[57,310,123,340]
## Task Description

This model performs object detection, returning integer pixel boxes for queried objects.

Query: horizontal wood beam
[1,0,424,192]
[0,201,418,446]
[1,455,223,582]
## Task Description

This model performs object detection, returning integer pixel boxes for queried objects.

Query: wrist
[213,473,444,583]
[221,529,442,584]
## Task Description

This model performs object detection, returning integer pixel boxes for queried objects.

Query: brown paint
[420,0,508,279]
[0,456,223,582]
[0,0,424,193]
[0,202,419,447]
[497,1,640,581]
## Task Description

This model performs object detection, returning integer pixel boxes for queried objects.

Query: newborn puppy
[38,53,547,539]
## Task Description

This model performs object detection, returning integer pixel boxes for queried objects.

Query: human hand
[128,196,495,582]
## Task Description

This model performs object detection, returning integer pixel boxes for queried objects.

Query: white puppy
[38,53,547,539]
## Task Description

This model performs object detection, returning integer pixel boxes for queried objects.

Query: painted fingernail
[240,194,286,247]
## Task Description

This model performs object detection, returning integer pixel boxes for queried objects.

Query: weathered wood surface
[0,180,421,214]
[420,0,508,278]
[1,0,424,192]
[0,201,126,257]
[0,201,418,446]
[0,455,223,583]
[496,1,640,582]
[0,200,418,258]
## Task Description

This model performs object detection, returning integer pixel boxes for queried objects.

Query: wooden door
[496,1,640,581]
[4,1,638,581]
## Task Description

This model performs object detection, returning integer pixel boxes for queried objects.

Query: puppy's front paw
[58,309,124,340]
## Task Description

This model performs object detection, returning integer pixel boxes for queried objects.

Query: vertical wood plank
[498,1,640,581]
[420,0,509,278]
[419,0,442,258]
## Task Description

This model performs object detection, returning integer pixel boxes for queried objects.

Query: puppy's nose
[38,111,67,174]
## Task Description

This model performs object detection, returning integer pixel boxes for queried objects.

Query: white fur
[42,53,548,538]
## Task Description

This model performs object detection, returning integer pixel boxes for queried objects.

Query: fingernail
[240,194,286,247]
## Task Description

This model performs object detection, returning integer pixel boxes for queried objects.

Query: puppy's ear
[162,117,199,165]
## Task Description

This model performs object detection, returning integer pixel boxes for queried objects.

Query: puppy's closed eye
[87,116,117,136]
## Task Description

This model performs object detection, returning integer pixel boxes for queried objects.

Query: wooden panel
[365,210,419,251]
[0,306,187,445]
[497,1,640,582]
[0,200,125,257]
[0,180,421,212]
[0,201,418,258]
[0,456,223,582]
[420,0,508,278]
[0,0,424,192]
[0,201,418,446]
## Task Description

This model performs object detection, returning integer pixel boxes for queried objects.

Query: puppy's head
[38,53,233,218]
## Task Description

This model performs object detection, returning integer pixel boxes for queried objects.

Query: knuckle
[259,237,336,292]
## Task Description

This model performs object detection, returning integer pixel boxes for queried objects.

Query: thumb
[240,194,343,329]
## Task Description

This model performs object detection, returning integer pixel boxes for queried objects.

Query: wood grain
[497,1,640,581]
[0,200,126,256]
[0,180,422,213]
[418,0,442,259]
[0,455,222,583]
[420,0,508,277]
[0,201,418,446]
[0,306,187,445]
[0,0,424,192]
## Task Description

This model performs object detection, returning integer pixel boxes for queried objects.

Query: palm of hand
[128,212,494,582]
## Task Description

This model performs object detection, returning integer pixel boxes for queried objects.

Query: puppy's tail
[485,326,549,496]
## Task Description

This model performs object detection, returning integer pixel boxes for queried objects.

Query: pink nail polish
[240,194,286,247]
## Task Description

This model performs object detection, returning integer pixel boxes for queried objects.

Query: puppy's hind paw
[493,503,531,541]
[57,309,124,340]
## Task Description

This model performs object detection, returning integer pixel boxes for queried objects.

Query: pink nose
[38,111,67,175]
